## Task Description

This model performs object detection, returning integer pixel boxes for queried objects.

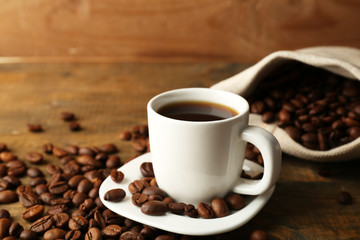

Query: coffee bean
[60,111,76,121]
[140,162,154,177]
[82,170,100,181]
[65,229,82,240]
[131,193,148,207]
[349,127,360,140]
[69,121,82,131]
[52,147,68,158]
[197,202,214,219]
[19,229,38,240]
[148,194,163,201]
[43,228,66,240]
[72,192,88,207]
[225,193,245,210]
[101,143,118,154]
[169,202,186,215]
[128,180,148,194]
[301,133,318,145]
[141,200,168,216]
[92,210,106,229]
[0,151,17,162]
[184,204,198,218]
[77,155,98,166]
[71,209,86,218]
[46,173,62,187]
[47,204,68,215]
[66,145,79,156]
[52,212,70,228]
[101,224,122,238]
[104,189,126,202]
[0,218,12,238]
[42,143,53,155]
[34,184,48,195]
[120,231,143,240]
[48,181,68,195]
[3,175,21,188]
[250,229,268,240]
[88,219,99,229]
[0,179,10,191]
[46,164,63,175]
[30,177,47,187]
[77,179,93,194]
[3,236,17,240]
[155,235,178,240]
[68,215,89,231]
[9,222,23,237]
[102,212,123,226]
[27,124,43,132]
[30,215,54,233]
[85,227,102,240]
[278,109,291,123]
[50,198,71,206]
[68,175,85,189]
[0,209,10,219]
[337,191,353,205]
[110,169,124,183]
[88,187,98,200]
[142,186,166,199]
[80,198,95,212]
[106,155,122,169]
[251,101,265,114]
[0,190,18,204]
[261,111,275,123]
[22,204,44,222]
[0,164,7,177]
[39,192,57,205]
[63,161,81,175]
[77,147,95,156]
[132,136,149,152]
[162,197,174,207]
[27,167,44,178]
[119,131,132,141]
[25,152,43,164]
[7,160,27,176]
[211,198,229,218]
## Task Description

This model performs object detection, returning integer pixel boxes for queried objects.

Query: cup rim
[147,88,249,124]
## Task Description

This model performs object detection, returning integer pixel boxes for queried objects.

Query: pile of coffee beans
[0,123,271,240]
[247,61,360,150]
[118,161,246,219]
[0,140,194,240]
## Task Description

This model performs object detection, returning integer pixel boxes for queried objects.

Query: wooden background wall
[0,0,359,62]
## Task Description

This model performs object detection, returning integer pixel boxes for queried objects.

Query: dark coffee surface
[157,101,238,121]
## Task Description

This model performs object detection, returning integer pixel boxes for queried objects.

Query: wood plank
[0,0,359,61]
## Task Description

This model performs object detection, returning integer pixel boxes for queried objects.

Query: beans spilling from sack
[247,62,360,150]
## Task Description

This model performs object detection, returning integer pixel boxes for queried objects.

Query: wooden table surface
[0,61,359,240]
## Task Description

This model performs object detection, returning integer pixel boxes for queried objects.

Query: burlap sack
[211,46,360,161]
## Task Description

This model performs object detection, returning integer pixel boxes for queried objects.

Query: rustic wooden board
[0,0,360,62]
[0,62,359,239]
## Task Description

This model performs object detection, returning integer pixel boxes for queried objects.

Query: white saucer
[99,153,274,236]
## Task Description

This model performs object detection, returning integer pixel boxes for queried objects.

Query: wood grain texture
[0,0,359,62]
[0,62,359,239]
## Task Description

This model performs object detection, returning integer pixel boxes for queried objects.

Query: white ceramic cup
[147,88,281,205]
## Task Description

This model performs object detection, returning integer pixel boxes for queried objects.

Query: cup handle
[232,126,282,195]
